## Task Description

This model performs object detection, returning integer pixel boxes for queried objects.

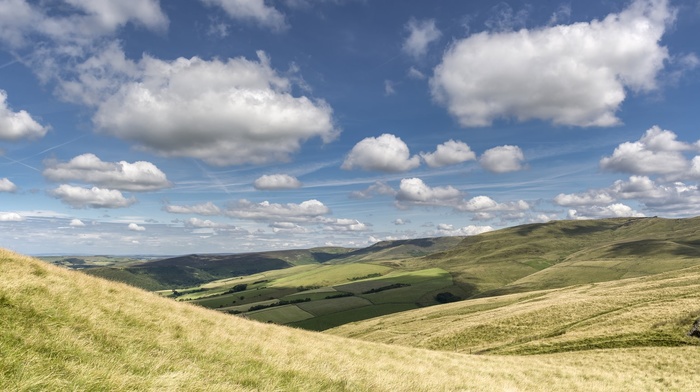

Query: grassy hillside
[411,216,700,296]
[329,264,700,355]
[84,247,352,290]
[3,249,700,391]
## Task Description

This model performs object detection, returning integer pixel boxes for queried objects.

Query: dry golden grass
[329,264,700,356]
[3,249,700,391]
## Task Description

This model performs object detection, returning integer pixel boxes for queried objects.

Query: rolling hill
[83,247,352,290]
[3,248,700,390]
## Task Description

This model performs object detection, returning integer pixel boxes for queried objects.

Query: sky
[0,0,699,255]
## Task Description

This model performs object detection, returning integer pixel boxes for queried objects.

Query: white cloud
[50,185,135,209]
[479,145,525,173]
[393,218,408,225]
[0,212,24,222]
[0,90,49,141]
[384,80,396,96]
[164,202,222,216]
[568,203,645,220]
[554,190,615,207]
[342,134,420,172]
[402,18,441,59]
[431,0,674,127]
[185,217,227,229]
[456,195,530,212]
[225,199,330,222]
[324,218,369,232]
[69,219,86,227]
[0,0,168,48]
[43,153,171,191]
[407,67,425,80]
[600,126,695,176]
[0,178,17,192]
[93,51,338,166]
[396,178,461,204]
[421,139,476,168]
[436,223,493,236]
[128,222,145,231]
[200,0,287,31]
[254,174,302,190]
[350,181,396,199]
[270,221,309,234]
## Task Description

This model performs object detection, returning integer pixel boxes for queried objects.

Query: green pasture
[246,305,315,324]
[297,296,373,316]
[289,303,418,331]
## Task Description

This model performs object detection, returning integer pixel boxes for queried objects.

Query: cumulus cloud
[185,217,228,229]
[456,195,530,212]
[254,174,302,190]
[554,190,615,207]
[402,18,442,59]
[431,0,674,127]
[0,178,17,192]
[600,126,696,177]
[200,0,287,31]
[479,145,525,173]
[342,134,420,172]
[224,199,330,222]
[0,90,49,141]
[436,223,493,236]
[568,203,645,220]
[396,178,461,204]
[69,219,86,227]
[0,0,168,48]
[421,139,476,168]
[556,174,700,217]
[43,153,171,191]
[128,222,145,231]
[350,181,396,199]
[0,212,24,221]
[324,218,369,232]
[393,218,408,225]
[164,202,222,216]
[50,185,135,209]
[93,51,338,166]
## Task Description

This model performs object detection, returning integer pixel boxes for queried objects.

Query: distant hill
[84,247,352,290]
[3,248,700,390]
[411,216,700,297]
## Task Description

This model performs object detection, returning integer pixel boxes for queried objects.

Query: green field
[246,305,315,324]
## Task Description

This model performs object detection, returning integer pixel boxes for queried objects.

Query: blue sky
[0,0,699,255]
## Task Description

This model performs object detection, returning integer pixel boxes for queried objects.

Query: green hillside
[329,264,700,355]
[411,216,700,296]
[3,249,700,391]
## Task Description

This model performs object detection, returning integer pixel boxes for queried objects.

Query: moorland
[6,216,700,390]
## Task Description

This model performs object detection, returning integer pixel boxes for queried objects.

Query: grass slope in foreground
[3,249,700,391]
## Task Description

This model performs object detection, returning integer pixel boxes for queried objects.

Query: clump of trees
[248,298,311,312]
[325,292,355,299]
[362,283,410,294]
[347,273,382,281]
[224,284,248,294]
[435,292,461,303]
